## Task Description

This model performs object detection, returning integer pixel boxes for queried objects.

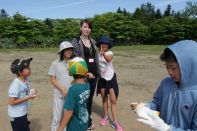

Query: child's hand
[100,50,105,55]
[130,102,139,111]
[61,88,68,96]
[100,44,105,55]
[130,102,146,112]
[28,94,36,99]
[86,72,95,79]
[29,88,37,99]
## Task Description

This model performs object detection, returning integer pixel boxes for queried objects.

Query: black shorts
[10,114,30,131]
[97,73,119,98]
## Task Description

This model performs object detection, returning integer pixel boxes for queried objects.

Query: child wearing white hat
[48,41,74,131]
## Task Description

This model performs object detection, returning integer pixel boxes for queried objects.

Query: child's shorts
[10,114,30,131]
[97,73,119,98]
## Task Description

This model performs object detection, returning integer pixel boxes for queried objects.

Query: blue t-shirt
[8,78,30,117]
[64,83,90,131]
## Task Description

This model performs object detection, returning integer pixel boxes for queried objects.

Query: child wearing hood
[131,40,197,131]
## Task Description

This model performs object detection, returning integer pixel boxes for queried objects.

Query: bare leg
[101,88,108,117]
[109,88,117,122]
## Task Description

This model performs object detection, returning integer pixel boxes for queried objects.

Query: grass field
[0,45,167,52]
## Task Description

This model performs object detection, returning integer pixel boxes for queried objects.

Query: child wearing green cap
[58,57,90,131]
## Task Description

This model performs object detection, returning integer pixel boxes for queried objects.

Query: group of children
[7,34,197,131]
[8,35,122,131]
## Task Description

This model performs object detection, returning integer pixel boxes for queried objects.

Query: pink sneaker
[100,116,109,126]
[111,122,123,131]
[115,123,123,131]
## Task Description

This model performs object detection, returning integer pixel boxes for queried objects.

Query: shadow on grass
[92,101,103,118]
[30,118,42,131]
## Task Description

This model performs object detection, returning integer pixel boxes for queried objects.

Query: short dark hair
[160,48,177,62]
[73,75,85,79]
[10,58,33,75]
[80,19,92,30]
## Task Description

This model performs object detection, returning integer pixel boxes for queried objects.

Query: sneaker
[100,116,109,126]
[87,123,95,131]
[115,123,123,131]
[111,121,123,131]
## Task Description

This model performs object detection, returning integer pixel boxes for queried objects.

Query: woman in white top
[96,35,122,131]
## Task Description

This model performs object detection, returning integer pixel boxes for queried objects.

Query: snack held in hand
[136,103,159,120]
[30,88,36,97]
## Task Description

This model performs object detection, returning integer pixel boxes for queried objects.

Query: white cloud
[22,0,96,14]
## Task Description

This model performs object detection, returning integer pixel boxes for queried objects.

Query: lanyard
[80,36,93,56]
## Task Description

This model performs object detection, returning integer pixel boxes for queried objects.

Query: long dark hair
[59,50,65,61]
[80,19,92,35]
[59,49,74,61]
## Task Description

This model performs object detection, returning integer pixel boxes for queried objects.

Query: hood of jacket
[167,40,197,89]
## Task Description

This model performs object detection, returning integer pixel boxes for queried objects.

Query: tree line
[0,2,196,48]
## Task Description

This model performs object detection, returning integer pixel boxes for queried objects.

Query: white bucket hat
[58,41,74,53]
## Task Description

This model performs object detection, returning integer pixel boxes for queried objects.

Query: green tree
[28,19,50,47]
[155,9,162,19]
[182,18,197,40]
[132,8,143,21]
[164,4,171,17]
[0,9,9,19]
[117,7,122,13]
[181,1,197,18]
[53,19,79,42]
[44,18,53,29]
[11,13,31,47]
[150,17,185,44]
[0,38,14,48]
[140,2,155,24]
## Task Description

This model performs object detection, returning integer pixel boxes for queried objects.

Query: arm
[57,110,73,131]
[102,53,113,63]
[58,88,76,131]
[9,94,35,106]
[85,72,95,79]
[50,76,67,96]
[71,38,81,57]
[147,84,162,110]
[100,49,113,63]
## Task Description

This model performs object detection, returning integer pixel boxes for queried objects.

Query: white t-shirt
[99,51,114,80]
[8,78,30,117]
[48,59,73,97]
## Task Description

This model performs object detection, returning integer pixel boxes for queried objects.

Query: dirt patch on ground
[0,49,167,131]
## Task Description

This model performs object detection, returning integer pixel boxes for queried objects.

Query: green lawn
[0,45,167,54]
[112,45,167,53]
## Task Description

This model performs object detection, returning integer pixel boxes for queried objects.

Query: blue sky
[0,0,196,19]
